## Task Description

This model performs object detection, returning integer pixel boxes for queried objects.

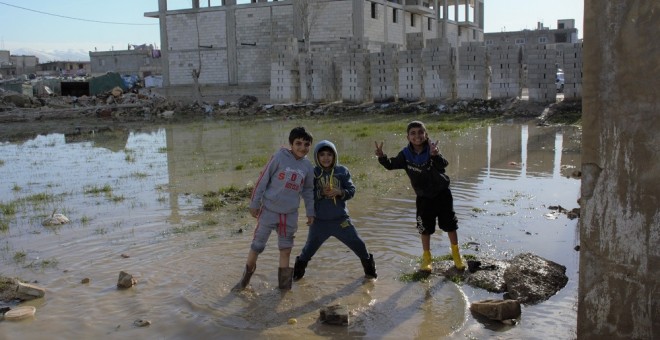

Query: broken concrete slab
[470,299,521,321]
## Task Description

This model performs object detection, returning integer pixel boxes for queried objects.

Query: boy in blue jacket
[375,121,464,272]
[233,127,315,291]
[293,140,377,281]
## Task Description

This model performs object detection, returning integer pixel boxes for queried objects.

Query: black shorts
[415,189,458,235]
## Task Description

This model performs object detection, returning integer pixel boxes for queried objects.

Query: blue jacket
[312,140,355,221]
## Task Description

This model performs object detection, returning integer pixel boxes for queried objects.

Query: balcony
[404,0,433,15]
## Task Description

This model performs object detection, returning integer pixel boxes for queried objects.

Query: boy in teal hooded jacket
[293,140,377,281]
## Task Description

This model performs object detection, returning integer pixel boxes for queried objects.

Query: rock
[117,271,137,289]
[464,259,510,293]
[16,281,46,299]
[111,87,123,97]
[319,304,349,326]
[160,110,174,118]
[470,299,521,321]
[42,213,70,226]
[4,306,36,321]
[503,253,568,304]
[133,319,151,327]
[81,278,90,284]
[0,277,46,302]
[237,95,258,108]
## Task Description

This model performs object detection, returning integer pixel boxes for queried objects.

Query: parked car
[556,71,565,93]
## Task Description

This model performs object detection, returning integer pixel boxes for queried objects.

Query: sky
[0,0,583,57]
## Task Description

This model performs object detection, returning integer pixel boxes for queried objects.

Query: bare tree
[294,0,322,103]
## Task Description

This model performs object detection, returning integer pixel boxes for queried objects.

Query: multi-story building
[9,54,39,77]
[484,19,579,46]
[37,61,92,77]
[89,44,162,78]
[144,0,484,102]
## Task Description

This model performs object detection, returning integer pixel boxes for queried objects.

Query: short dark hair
[407,120,427,133]
[289,127,313,144]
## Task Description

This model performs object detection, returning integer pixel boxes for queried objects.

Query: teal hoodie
[312,140,356,221]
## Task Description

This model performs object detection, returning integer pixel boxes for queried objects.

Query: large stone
[0,277,46,301]
[319,304,349,326]
[470,299,521,321]
[503,253,568,304]
[117,271,137,289]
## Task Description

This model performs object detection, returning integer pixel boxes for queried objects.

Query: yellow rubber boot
[451,244,465,270]
[420,250,433,272]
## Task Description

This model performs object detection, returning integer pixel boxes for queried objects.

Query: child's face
[317,150,334,169]
[290,138,311,159]
[407,127,428,146]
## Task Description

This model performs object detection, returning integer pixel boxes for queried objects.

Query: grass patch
[13,251,26,262]
[80,215,91,226]
[131,172,148,179]
[171,223,201,234]
[85,184,113,195]
[203,185,252,211]
[0,219,8,232]
[202,196,226,211]
[23,192,55,204]
[12,184,21,192]
[234,164,245,170]
[0,201,17,215]
[399,271,431,282]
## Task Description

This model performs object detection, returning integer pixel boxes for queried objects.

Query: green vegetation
[0,201,17,215]
[13,251,27,262]
[84,184,113,195]
[80,215,91,226]
[12,184,21,192]
[0,219,8,232]
[170,223,201,234]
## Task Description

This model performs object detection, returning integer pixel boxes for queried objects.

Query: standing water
[0,117,581,339]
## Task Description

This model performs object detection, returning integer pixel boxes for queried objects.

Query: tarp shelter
[89,72,127,96]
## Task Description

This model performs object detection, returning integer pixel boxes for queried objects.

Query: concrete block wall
[422,38,455,101]
[457,42,488,99]
[387,7,405,45]
[525,44,557,101]
[236,7,275,84]
[370,43,400,102]
[406,32,426,50]
[561,42,583,99]
[398,49,424,101]
[339,37,371,103]
[300,53,335,102]
[487,45,523,98]
[272,5,295,39]
[270,37,300,103]
[310,1,353,42]
[364,1,386,43]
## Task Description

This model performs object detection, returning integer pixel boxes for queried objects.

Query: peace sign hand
[374,141,384,157]
[430,140,440,156]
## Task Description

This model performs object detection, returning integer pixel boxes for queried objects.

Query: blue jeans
[298,218,370,262]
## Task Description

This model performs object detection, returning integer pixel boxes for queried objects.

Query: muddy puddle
[0,117,581,339]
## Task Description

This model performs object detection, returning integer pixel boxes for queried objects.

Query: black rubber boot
[361,253,377,279]
[278,267,294,290]
[293,256,308,281]
[232,264,255,291]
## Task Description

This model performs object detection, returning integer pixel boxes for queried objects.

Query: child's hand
[430,140,440,156]
[249,208,259,218]
[306,216,314,226]
[323,186,342,198]
[374,141,384,157]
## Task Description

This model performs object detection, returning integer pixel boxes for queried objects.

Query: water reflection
[0,120,580,339]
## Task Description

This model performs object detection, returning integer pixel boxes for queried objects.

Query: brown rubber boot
[232,264,255,291]
[278,267,294,290]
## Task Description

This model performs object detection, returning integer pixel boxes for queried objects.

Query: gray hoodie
[249,147,315,217]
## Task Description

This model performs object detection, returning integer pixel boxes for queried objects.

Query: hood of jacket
[313,140,338,169]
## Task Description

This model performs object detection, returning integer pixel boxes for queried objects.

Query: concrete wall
[578,0,660,338]
[89,50,160,77]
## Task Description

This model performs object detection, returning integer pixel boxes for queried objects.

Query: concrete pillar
[158,0,170,88]
[578,1,660,338]
[225,7,238,85]
[192,0,200,9]
[352,0,364,39]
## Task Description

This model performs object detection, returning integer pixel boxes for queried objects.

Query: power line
[0,1,158,26]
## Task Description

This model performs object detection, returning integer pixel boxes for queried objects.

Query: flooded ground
[0,115,581,339]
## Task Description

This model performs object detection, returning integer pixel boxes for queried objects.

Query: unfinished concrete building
[89,45,162,78]
[145,0,484,103]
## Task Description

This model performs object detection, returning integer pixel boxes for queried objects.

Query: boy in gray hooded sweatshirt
[233,127,315,291]
[293,140,377,281]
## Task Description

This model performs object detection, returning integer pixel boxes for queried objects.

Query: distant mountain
[10,48,90,62]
